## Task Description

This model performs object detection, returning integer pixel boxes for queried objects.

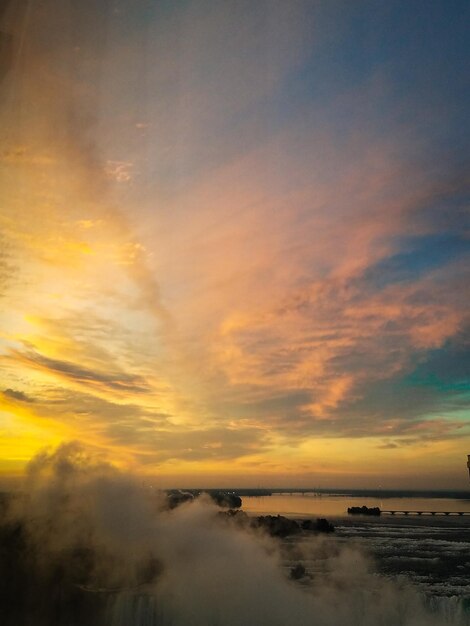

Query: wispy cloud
[8,349,150,394]
[3,388,35,403]
[0,0,468,486]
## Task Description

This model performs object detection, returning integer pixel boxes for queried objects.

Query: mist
[0,442,467,626]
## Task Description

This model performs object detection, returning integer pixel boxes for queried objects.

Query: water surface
[242,493,470,518]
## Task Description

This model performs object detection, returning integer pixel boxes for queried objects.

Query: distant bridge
[382,510,470,516]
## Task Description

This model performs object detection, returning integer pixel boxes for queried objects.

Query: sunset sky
[1,0,469,489]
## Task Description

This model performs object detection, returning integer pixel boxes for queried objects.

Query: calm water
[242,493,470,517]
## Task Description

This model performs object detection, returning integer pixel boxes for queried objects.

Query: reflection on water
[242,494,470,518]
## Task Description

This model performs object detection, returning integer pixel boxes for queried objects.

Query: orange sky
[0,1,469,489]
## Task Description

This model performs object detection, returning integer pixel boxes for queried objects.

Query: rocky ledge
[347,505,381,516]
[219,510,335,537]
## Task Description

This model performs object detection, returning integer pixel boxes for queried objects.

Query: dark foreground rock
[301,518,335,533]
[210,492,242,508]
[166,490,194,509]
[218,511,335,537]
[290,563,307,580]
[252,515,302,538]
[348,505,381,516]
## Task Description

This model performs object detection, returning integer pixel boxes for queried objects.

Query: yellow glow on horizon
[1,3,468,491]
[0,404,69,473]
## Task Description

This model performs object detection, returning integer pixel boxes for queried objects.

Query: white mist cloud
[1,442,463,626]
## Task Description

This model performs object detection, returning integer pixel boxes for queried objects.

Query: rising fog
[0,442,465,626]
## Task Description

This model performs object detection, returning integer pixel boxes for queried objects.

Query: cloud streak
[8,349,150,395]
[0,0,468,486]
